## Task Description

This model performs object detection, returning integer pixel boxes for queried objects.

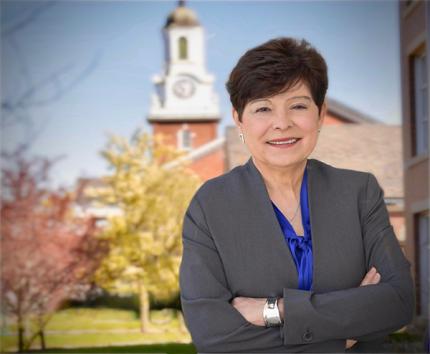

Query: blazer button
[303,329,313,342]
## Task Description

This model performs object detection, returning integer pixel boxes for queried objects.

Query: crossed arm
[231,266,382,350]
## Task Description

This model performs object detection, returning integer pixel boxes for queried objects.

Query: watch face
[173,79,195,98]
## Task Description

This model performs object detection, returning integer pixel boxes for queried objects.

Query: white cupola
[148,0,220,122]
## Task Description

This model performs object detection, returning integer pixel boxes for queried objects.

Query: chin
[262,155,307,169]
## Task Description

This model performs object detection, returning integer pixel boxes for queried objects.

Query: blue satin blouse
[271,168,313,291]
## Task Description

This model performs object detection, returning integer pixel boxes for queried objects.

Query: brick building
[399,0,429,321]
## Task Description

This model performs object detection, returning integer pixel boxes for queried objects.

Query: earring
[239,132,245,143]
[318,129,321,133]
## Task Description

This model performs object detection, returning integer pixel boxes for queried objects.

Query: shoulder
[307,159,384,204]
[184,163,250,225]
[308,158,374,188]
[193,162,248,202]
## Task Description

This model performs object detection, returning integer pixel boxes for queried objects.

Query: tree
[0,149,106,352]
[93,132,201,332]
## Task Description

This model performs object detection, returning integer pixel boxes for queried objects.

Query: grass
[27,343,196,353]
[46,308,141,331]
[1,308,193,353]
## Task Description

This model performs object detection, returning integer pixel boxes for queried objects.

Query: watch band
[263,297,283,327]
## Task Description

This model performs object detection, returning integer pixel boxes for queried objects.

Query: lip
[267,137,302,143]
[266,137,302,148]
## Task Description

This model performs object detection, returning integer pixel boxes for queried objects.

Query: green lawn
[1,308,194,353]
[28,343,196,353]
[46,308,141,331]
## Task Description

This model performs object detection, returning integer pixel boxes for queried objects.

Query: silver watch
[263,297,283,327]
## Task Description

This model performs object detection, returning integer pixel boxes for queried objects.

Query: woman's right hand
[345,267,381,350]
[359,266,381,286]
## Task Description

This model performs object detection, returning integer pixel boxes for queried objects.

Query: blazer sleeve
[281,173,415,345]
[179,195,285,353]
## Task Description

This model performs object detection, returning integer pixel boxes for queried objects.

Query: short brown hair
[226,37,328,121]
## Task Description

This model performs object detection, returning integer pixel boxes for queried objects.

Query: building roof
[327,97,380,124]
[165,1,200,28]
[225,124,403,198]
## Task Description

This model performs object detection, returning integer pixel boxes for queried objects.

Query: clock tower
[148,1,221,154]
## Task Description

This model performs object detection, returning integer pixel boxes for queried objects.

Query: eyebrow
[250,95,312,104]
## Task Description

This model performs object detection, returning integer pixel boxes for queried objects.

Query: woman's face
[233,81,326,170]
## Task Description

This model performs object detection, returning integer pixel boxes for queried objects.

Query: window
[411,47,429,156]
[179,37,187,60]
[178,129,192,150]
[415,212,429,318]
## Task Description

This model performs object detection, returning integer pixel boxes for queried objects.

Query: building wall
[400,0,429,320]
[153,121,218,149]
[190,148,225,181]
[152,121,224,181]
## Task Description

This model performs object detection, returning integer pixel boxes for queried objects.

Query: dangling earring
[239,132,245,143]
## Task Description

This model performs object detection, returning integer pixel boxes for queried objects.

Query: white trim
[404,153,429,169]
[410,199,430,213]
[163,137,225,170]
[384,198,404,207]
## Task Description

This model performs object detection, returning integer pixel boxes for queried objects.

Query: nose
[272,109,293,130]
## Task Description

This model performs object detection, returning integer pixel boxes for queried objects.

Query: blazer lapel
[306,158,337,292]
[245,158,299,289]
[244,158,333,292]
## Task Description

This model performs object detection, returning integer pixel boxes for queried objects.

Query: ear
[318,100,327,129]
[232,108,242,129]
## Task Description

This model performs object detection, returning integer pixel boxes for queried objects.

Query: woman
[179,37,414,353]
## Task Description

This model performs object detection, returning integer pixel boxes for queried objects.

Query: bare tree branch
[1,1,57,38]
[1,1,101,148]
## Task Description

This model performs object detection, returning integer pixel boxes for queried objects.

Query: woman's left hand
[231,296,266,326]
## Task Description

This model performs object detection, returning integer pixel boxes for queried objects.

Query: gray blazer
[179,158,414,353]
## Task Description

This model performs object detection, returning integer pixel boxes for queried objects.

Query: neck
[252,157,307,199]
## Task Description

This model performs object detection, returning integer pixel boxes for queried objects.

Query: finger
[361,271,381,287]
[360,267,376,286]
[346,339,357,349]
[373,272,381,283]
[367,272,381,285]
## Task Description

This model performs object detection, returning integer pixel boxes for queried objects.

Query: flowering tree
[94,132,201,332]
[1,150,106,351]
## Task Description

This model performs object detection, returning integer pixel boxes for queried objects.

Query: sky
[1,0,401,187]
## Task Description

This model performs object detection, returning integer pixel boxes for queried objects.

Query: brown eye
[292,105,307,110]
[256,107,271,113]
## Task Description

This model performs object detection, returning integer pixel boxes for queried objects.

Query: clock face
[173,79,196,99]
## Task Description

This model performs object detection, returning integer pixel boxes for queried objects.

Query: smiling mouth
[267,138,302,146]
